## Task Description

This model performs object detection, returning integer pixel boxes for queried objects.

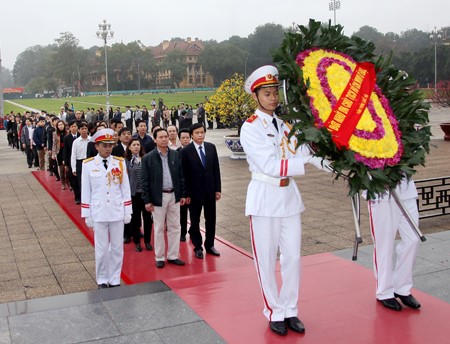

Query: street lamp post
[96,20,114,115]
[430,27,442,92]
[329,0,341,26]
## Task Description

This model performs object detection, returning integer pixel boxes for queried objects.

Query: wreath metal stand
[350,187,426,261]
[350,192,362,261]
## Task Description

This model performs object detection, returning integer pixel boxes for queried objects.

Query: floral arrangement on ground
[204,73,257,134]
[273,19,431,199]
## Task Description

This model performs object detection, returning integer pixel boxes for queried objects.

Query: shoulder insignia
[113,156,124,161]
[246,114,258,123]
[83,157,94,163]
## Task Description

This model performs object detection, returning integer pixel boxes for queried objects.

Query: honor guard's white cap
[244,65,280,94]
[92,128,116,143]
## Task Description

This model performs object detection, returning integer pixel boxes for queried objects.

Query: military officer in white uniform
[365,177,421,311]
[240,65,331,336]
[81,128,132,289]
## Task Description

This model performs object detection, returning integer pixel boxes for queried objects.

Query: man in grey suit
[20,118,35,168]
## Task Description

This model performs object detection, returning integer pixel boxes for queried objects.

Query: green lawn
[3,91,214,115]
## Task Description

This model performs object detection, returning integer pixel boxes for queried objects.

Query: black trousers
[67,167,80,202]
[33,146,39,167]
[188,197,216,251]
[50,156,59,177]
[129,193,153,244]
[180,203,189,237]
[25,144,34,167]
[75,160,83,201]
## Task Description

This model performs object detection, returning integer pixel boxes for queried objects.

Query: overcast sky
[0,0,448,70]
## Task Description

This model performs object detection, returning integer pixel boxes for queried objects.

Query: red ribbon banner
[323,62,376,149]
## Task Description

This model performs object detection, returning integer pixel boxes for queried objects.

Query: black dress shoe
[156,261,165,268]
[123,237,131,244]
[269,321,287,336]
[206,247,220,256]
[194,249,204,259]
[168,259,185,266]
[145,243,153,251]
[135,243,142,252]
[285,317,305,333]
[180,235,186,242]
[109,284,120,288]
[394,293,421,309]
[98,283,108,289]
[378,298,402,311]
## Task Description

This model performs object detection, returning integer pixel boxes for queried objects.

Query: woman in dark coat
[125,138,153,252]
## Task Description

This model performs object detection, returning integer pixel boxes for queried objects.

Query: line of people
[10,107,222,290]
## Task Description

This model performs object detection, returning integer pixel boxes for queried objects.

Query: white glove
[85,217,94,228]
[305,155,333,173]
[124,214,132,224]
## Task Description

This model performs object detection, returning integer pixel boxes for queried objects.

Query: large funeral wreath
[273,19,431,199]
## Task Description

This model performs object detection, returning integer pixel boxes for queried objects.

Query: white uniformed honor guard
[366,177,422,311]
[240,65,331,336]
[81,128,132,289]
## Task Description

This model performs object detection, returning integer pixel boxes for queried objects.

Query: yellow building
[151,37,214,88]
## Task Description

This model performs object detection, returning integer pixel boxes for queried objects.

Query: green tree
[246,23,286,71]
[161,50,187,88]
[12,45,53,86]
[26,76,58,94]
[198,42,247,85]
[107,43,133,90]
[127,41,156,90]
[52,32,81,87]
[398,29,431,53]
[353,25,384,42]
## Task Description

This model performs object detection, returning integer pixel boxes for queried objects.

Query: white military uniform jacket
[240,109,309,217]
[81,155,132,222]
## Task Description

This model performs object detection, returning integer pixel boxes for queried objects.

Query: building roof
[151,38,204,59]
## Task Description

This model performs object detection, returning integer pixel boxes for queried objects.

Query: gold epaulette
[246,114,258,123]
[113,156,124,161]
[83,157,94,163]
[283,121,293,130]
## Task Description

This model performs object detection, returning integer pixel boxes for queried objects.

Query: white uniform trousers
[368,197,420,300]
[250,214,301,322]
[93,220,124,285]
[153,193,181,261]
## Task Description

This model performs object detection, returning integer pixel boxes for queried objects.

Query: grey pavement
[0,105,449,343]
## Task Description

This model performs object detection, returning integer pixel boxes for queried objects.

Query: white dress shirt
[193,142,206,162]
[71,136,90,171]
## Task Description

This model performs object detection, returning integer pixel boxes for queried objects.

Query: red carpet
[34,170,450,343]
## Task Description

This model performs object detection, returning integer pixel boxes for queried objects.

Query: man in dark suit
[196,103,206,127]
[63,120,80,202]
[181,123,221,259]
[112,127,132,158]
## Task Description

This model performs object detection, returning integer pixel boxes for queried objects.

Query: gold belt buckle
[279,178,290,187]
